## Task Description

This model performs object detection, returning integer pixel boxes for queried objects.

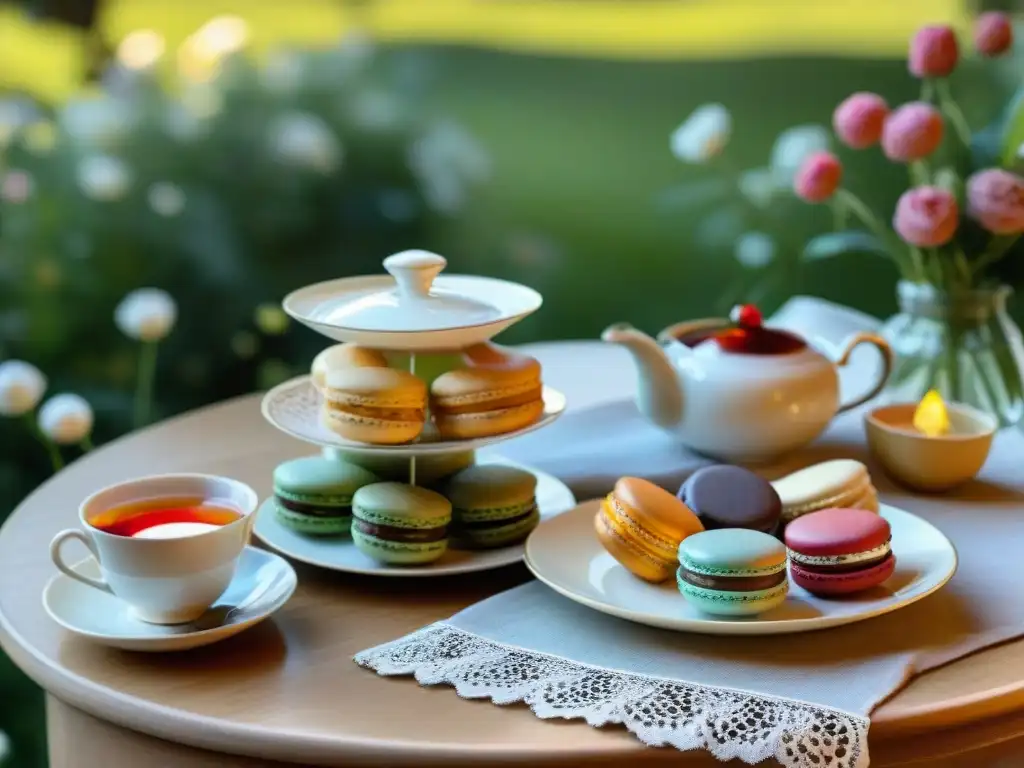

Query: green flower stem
[134,341,159,429]
[80,435,95,452]
[934,79,972,146]
[835,188,917,279]
[830,196,848,231]
[921,78,936,104]
[23,413,63,472]
[909,160,930,186]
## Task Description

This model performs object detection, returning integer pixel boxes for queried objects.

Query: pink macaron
[784,507,895,596]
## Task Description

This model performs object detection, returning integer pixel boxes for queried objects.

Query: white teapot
[602,306,892,463]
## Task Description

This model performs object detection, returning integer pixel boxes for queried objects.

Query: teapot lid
[307,250,502,332]
[709,305,806,355]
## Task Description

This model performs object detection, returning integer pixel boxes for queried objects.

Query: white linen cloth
[356,298,1024,768]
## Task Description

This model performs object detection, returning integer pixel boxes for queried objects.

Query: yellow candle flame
[913,390,951,437]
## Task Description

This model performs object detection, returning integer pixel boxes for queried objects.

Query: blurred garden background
[1,0,1023,765]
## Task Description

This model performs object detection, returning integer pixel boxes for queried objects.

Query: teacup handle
[835,333,894,414]
[50,529,112,594]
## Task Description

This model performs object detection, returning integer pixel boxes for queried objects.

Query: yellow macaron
[322,367,427,444]
[429,344,544,440]
[311,343,388,391]
[595,477,704,583]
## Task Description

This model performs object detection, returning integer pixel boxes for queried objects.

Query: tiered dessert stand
[255,250,576,576]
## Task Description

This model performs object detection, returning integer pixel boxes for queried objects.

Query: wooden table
[5,341,1024,768]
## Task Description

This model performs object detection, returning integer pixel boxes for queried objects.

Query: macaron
[311,343,388,391]
[677,529,789,616]
[677,465,782,535]
[324,447,475,486]
[444,464,539,549]
[351,482,451,565]
[321,367,427,445]
[272,456,379,535]
[430,344,544,440]
[772,459,878,525]
[594,477,704,583]
[785,508,895,596]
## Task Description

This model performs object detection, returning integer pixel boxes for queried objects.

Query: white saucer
[262,375,566,456]
[253,456,576,577]
[283,272,542,350]
[525,500,957,636]
[43,546,297,652]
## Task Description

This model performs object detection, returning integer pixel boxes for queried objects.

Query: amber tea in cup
[90,496,243,539]
[50,474,258,624]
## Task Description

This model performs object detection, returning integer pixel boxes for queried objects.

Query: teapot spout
[601,323,683,429]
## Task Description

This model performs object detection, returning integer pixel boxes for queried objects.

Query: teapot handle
[834,333,894,414]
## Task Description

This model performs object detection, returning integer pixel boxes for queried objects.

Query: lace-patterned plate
[525,500,956,636]
[261,375,566,456]
[253,456,575,576]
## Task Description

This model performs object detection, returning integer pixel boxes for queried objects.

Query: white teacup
[49,474,259,625]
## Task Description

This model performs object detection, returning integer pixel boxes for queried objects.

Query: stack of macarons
[351,482,452,565]
[444,464,540,548]
[311,341,545,445]
[272,456,379,535]
[771,459,879,527]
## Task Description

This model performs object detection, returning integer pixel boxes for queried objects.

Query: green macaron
[273,456,379,536]
[676,529,789,617]
[444,464,539,549]
[351,482,451,565]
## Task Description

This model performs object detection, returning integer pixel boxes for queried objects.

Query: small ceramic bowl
[864,403,997,492]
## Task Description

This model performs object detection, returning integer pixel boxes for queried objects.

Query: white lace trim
[354,622,869,768]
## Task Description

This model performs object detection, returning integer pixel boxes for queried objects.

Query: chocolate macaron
[678,465,782,535]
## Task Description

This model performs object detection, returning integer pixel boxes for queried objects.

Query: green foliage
[801,230,890,261]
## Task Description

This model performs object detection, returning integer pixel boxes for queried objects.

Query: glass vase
[879,281,1024,428]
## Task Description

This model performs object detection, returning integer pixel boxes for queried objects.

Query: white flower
[77,155,132,201]
[734,232,777,268]
[115,288,177,342]
[38,394,93,444]
[350,91,402,131]
[148,182,186,217]
[269,113,341,174]
[117,29,165,71]
[670,104,731,163]
[770,124,830,183]
[1,170,33,203]
[0,360,47,416]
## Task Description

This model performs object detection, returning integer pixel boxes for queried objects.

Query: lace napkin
[356,299,1024,768]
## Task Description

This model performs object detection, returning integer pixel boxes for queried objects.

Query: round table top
[4,340,1024,767]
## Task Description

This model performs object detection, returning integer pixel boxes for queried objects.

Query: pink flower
[894,187,959,247]
[909,25,959,77]
[966,169,1024,234]
[881,103,944,162]
[794,152,842,203]
[833,93,888,149]
[975,12,1013,57]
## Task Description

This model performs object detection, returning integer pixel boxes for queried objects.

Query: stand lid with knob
[282,250,543,350]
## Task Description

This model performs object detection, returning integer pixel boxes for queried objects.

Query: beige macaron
[430,345,544,440]
[311,343,388,391]
[771,459,879,524]
[322,367,427,445]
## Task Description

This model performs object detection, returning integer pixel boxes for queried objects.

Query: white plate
[43,547,297,652]
[283,273,542,350]
[254,457,576,577]
[261,375,566,456]
[525,500,957,636]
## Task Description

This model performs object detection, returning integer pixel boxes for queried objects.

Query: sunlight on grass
[1,0,969,103]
